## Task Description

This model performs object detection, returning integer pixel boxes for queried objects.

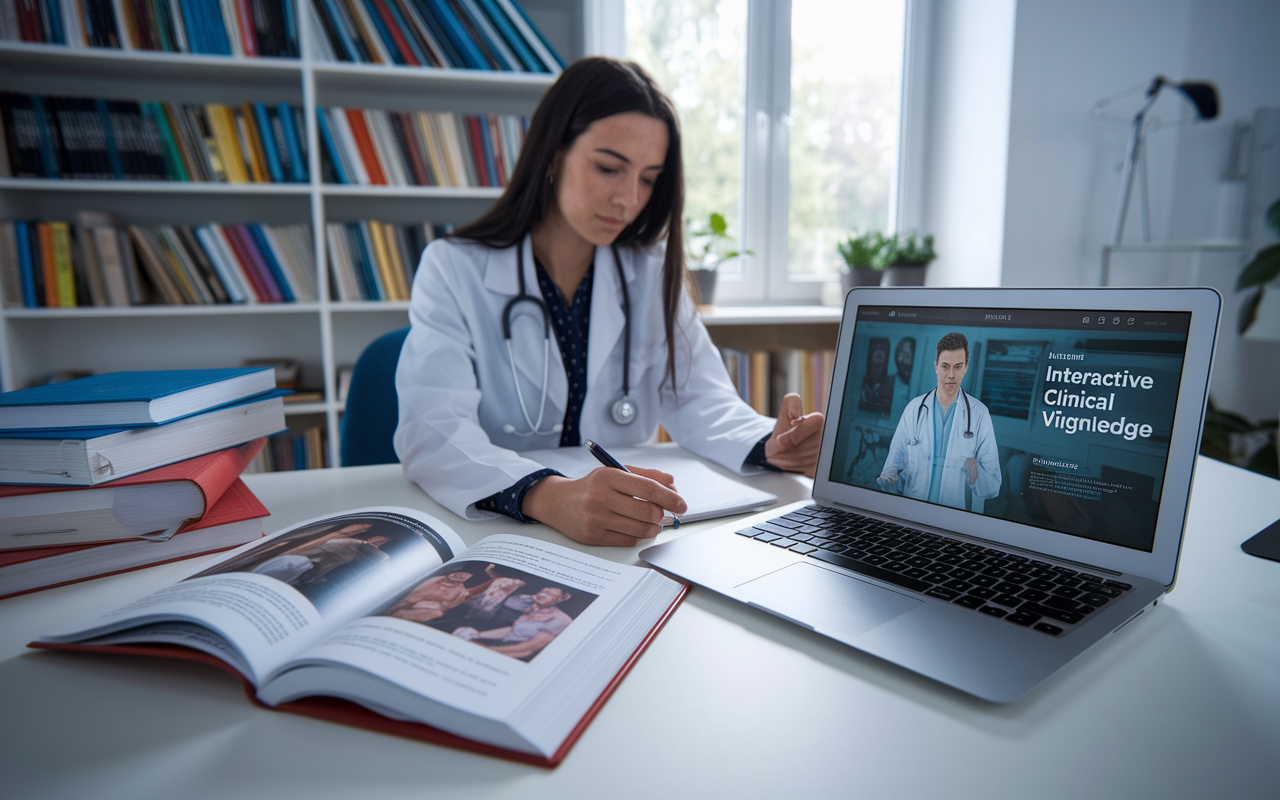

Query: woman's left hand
[764,393,825,478]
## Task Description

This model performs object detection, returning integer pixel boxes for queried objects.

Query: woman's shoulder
[421,237,510,277]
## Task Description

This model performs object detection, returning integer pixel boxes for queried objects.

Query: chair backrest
[340,327,410,467]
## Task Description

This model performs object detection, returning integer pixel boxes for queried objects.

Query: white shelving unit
[0,1,582,468]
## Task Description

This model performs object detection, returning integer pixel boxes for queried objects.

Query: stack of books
[0,92,309,184]
[0,214,316,308]
[0,367,289,599]
[0,0,299,57]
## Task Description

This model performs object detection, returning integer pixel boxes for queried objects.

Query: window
[625,0,907,302]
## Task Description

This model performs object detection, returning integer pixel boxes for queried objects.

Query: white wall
[902,0,1016,288]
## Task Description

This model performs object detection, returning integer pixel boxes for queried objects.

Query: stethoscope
[501,241,636,436]
[907,387,975,446]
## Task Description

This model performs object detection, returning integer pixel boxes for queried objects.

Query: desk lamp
[1095,76,1220,245]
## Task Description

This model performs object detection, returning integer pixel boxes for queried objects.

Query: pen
[583,440,681,528]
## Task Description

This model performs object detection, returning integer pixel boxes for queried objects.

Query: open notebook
[523,446,778,526]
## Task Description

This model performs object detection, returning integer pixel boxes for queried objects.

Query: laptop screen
[828,305,1191,553]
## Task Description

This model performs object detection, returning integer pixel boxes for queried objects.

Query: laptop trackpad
[739,563,922,639]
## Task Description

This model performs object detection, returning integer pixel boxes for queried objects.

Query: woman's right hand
[522,466,688,547]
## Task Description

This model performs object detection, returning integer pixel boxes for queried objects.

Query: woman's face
[548,111,668,247]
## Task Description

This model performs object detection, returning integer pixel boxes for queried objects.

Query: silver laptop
[641,287,1220,702]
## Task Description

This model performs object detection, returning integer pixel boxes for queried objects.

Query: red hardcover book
[368,0,420,66]
[0,438,265,551]
[30,508,687,766]
[234,0,258,55]
[212,224,267,302]
[0,479,267,600]
[487,114,506,187]
[344,109,387,185]
[465,115,491,187]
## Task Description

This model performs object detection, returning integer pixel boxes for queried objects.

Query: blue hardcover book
[0,368,278,431]
[278,103,307,183]
[0,390,288,486]
[246,225,296,302]
[407,0,463,67]
[452,0,511,70]
[357,0,406,65]
[378,0,430,66]
[475,0,542,72]
[316,108,349,184]
[29,97,62,179]
[43,0,65,43]
[15,222,37,308]
[317,0,359,61]
[475,115,499,187]
[209,0,233,54]
[179,0,204,53]
[253,103,284,183]
[94,99,126,179]
[497,0,564,69]
[346,223,383,300]
[282,0,299,56]
[422,0,489,70]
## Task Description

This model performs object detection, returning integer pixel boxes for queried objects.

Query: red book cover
[368,0,420,66]
[30,583,687,766]
[214,225,267,302]
[224,225,283,302]
[394,112,430,186]
[234,0,258,56]
[344,109,387,186]
[0,439,265,550]
[465,116,490,187]
[487,115,506,187]
[0,479,268,600]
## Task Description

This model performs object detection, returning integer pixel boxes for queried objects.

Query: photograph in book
[191,511,454,614]
[385,560,598,663]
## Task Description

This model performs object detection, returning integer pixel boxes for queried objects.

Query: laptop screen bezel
[812,286,1220,588]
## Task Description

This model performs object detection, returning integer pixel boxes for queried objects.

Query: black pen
[583,439,681,528]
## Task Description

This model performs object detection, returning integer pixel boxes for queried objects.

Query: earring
[546,174,554,186]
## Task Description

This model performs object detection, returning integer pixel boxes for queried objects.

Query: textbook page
[40,507,465,685]
[257,534,681,754]
[524,445,778,523]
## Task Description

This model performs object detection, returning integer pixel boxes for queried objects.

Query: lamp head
[1148,76,1220,120]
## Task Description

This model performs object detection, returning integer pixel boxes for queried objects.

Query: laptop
[641,287,1220,702]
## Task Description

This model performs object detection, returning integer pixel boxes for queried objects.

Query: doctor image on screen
[877,332,1001,511]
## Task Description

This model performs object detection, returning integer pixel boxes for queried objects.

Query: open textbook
[33,507,686,766]
[525,445,779,525]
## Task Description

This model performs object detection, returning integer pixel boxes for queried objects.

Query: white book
[325,222,360,301]
[60,0,86,46]
[492,0,561,74]
[342,0,393,65]
[218,0,243,56]
[263,225,317,302]
[196,224,253,304]
[167,0,188,51]
[110,0,135,49]
[328,108,370,185]
[364,110,408,186]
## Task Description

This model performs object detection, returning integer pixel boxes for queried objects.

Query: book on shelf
[317,106,527,188]
[1,218,315,307]
[0,477,268,599]
[0,92,309,184]
[0,366,277,430]
[326,219,440,301]
[719,346,836,417]
[307,0,562,73]
[0,438,265,550]
[0,0,298,56]
[246,420,326,471]
[0,389,288,485]
[33,506,686,765]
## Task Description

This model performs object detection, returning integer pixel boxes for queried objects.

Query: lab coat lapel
[483,237,567,409]
[588,245,632,393]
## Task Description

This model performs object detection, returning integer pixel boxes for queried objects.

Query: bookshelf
[0,0,582,469]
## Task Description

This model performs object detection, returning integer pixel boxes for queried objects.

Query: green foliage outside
[1237,199,1280,334]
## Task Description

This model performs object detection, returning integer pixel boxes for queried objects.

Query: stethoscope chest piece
[611,395,637,426]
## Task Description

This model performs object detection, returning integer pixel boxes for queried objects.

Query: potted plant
[882,230,936,286]
[836,231,889,292]
[687,212,750,307]
[1237,199,1280,334]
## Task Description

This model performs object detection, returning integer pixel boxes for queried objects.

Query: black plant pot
[692,269,718,306]
[883,264,927,286]
[841,268,883,294]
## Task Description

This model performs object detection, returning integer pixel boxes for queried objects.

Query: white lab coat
[880,389,1001,511]
[394,236,776,519]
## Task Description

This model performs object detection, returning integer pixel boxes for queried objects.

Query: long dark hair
[452,57,686,391]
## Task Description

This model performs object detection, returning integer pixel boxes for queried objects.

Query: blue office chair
[340,326,410,467]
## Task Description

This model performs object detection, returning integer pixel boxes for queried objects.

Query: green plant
[837,231,890,271]
[1237,199,1280,334]
[885,230,937,266]
[687,212,751,271]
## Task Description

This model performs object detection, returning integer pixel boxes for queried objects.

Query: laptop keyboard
[736,504,1133,637]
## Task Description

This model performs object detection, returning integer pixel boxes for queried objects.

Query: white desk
[2,455,1278,800]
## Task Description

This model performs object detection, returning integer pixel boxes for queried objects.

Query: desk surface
[2,454,1278,800]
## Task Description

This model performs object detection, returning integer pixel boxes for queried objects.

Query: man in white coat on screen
[877,332,1001,512]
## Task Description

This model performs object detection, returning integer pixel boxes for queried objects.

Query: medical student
[394,58,824,547]
[877,332,1001,511]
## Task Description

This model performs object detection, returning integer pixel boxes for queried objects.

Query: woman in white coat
[394,58,823,546]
